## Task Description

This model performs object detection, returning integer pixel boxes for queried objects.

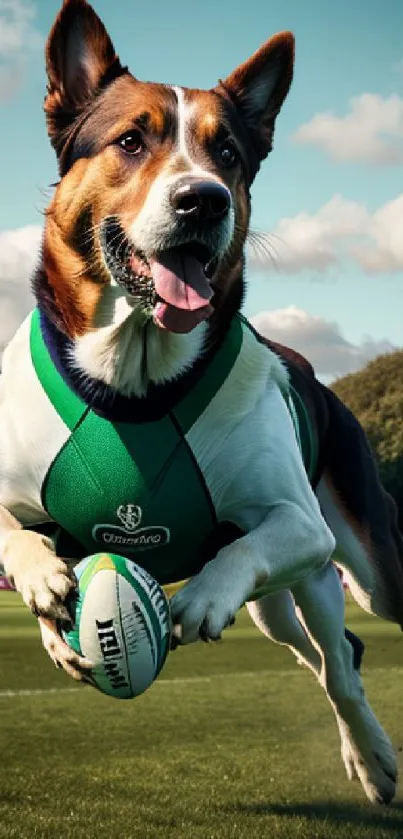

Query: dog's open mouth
[101,220,217,333]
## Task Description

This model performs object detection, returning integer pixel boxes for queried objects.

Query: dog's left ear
[44,0,127,160]
[216,32,294,166]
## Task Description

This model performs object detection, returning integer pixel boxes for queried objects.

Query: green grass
[1,593,403,839]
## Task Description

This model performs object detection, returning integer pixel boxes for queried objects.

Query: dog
[1,0,402,806]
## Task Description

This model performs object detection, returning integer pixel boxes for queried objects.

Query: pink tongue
[149,249,214,333]
[150,250,213,310]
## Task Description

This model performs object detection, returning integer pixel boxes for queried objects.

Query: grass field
[1,593,403,839]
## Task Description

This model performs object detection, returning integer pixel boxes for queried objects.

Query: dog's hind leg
[247,563,396,803]
[247,588,364,674]
[318,385,403,628]
[318,474,403,626]
[246,589,321,674]
[291,561,397,805]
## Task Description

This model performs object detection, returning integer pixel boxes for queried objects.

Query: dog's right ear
[216,32,294,175]
[44,0,127,158]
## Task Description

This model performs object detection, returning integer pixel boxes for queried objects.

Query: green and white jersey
[0,310,317,587]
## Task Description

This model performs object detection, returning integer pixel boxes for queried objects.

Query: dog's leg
[170,371,338,642]
[0,506,75,621]
[247,589,365,673]
[318,476,403,625]
[318,386,403,628]
[246,590,321,673]
[0,507,92,680]
[170,499,335,644]
[291,561,397,805]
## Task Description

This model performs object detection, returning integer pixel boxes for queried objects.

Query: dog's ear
[216,32,294,165]
[44,0,126,157]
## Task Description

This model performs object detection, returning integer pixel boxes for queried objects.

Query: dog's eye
[118,132,144,155]
[219,140,238,168]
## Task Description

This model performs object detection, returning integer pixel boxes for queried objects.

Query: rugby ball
[62,553,171,699]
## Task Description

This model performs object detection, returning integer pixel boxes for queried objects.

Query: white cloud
[0,0,42,100]
[292,93,403,164]
[350,193,403,273]
[248,193,403,275]
[251,307,396,379]
[0,224,42,353]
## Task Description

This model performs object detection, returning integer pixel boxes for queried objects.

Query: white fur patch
[172,85,228,183]
[173,85,194,165]
[73,308,208,398]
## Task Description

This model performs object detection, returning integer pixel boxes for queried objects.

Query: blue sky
[0,0,402,375]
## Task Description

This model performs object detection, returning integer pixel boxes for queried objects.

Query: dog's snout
[171,179,231,221]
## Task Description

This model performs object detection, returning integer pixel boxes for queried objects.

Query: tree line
[331,350,403,529]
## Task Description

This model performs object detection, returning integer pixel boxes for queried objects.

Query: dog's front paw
[3,530,76,622]
[39,618,93,682]
[170,555,250,645]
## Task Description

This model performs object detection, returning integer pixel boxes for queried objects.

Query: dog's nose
[171,179,231,221]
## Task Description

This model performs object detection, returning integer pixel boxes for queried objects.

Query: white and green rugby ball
[62,553,171,699]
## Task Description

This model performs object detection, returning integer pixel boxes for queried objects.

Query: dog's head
[38,0,293,333]
[35,0,293,394]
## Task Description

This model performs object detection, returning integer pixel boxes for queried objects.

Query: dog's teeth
[101,221,156,305]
